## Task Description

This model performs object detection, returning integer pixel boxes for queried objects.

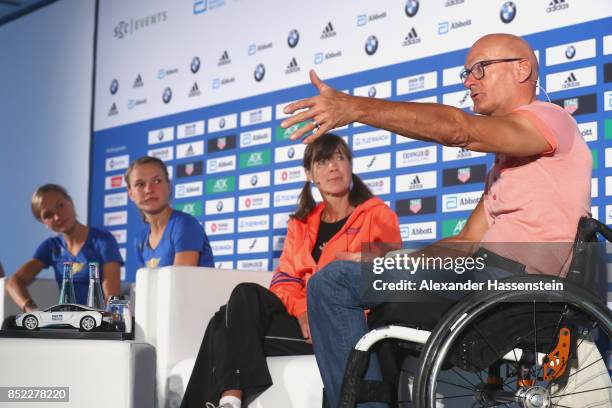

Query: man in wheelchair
[280,33,612,407]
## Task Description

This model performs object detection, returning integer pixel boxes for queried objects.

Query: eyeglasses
[459,58,524,82]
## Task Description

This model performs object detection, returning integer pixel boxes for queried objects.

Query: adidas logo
[546,0,569,12]
[218,50,231,66]
[321,22,336,39]
[409,175,423,189]
[562,72,578,89]
[285,57,300,74]
[108,103,118,116]
[189,82,201,97]
[133,74,143,88]
[403,27,421,46]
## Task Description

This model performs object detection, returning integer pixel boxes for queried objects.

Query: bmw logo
[405,0,419,17]
[365,35,379,56]
[250,175,258,186]
[110,79,119,95]
[162,87,172,104]
[500,1,516,24]
[216,201,224,212]
[288,147,295,159]
[565,45,576,59]
[288,29,300,48]
[254,63,266,82]
[219,118,226,129]
[368,86,377,98]
[191,56,201,73]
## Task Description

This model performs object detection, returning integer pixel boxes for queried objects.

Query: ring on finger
[312,119,319,128]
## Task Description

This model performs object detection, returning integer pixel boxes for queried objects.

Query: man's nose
[463,73,476,88]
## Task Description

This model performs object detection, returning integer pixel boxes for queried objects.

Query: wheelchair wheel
[412,275,612,408]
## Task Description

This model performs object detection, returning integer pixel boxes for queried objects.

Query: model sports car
[15,303,113,332]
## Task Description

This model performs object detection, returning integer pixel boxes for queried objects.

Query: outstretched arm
[282,70,549,157]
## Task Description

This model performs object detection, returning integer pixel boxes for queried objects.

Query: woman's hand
[335,252,362,262]
[297,312,312,344]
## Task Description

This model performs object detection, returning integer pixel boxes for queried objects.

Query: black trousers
[180,283,313,407]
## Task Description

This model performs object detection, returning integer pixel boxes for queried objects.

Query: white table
[0,338,155,408]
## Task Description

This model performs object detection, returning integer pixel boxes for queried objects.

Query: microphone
[529,79,551,103]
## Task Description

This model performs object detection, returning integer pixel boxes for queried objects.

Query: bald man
[281,34,598,407]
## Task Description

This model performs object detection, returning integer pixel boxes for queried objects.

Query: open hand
[281,70,355,143]
[335,252,362,262]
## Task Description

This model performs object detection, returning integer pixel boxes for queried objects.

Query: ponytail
[291,181,317,221]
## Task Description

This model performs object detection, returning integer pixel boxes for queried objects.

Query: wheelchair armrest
[592,218,612,242]
[577,217,612,243]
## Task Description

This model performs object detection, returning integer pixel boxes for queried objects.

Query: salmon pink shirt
[481,101,591,275]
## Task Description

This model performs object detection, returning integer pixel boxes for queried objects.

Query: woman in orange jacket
[181,134,401,408]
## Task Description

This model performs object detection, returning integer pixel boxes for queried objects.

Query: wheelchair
[339,217,612,408]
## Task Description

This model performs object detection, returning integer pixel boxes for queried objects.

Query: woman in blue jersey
[125,156,214,268]
[6,184,122,312]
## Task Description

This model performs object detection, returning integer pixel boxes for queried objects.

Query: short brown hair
[31,184,72,221]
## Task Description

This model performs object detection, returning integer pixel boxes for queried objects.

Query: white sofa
[134,266,323,408]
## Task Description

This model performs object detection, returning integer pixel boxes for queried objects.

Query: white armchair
[134,266,323,408]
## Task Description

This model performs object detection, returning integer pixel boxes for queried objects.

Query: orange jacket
[270,197,401,318]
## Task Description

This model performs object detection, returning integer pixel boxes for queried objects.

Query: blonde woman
[6,184,122,311]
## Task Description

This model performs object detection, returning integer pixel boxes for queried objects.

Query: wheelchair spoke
[565,358,605,380]
[574,323,596,355]
[550,305,569,353]
[436,379,475,392]
[451,367,478,388]
[550,385,612,398]
[435,393,474,400]
[471,323,504,361]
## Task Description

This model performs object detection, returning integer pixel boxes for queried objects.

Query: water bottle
[107,295,132,333]
[86,262,106,310]
[58,262,76,304]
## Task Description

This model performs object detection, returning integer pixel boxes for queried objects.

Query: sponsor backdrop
[92,0,612,287]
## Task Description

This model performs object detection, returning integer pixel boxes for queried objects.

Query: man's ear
[517,59,533,83]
